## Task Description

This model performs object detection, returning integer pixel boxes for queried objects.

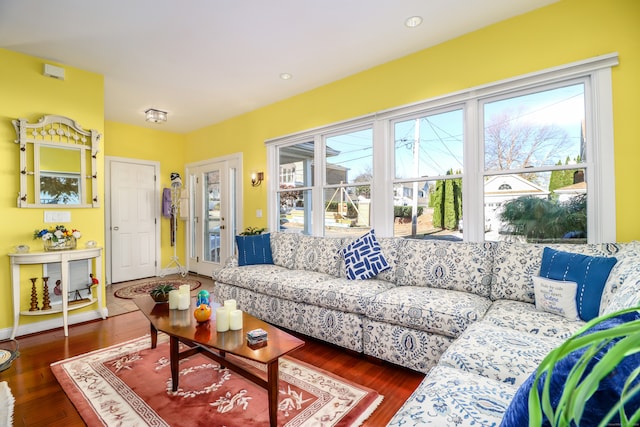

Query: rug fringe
[351,394,384,427]
[0,381,15,427]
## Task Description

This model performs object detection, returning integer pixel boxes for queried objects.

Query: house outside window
[266,54,617,243]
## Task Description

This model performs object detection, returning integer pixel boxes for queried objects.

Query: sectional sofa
[212,232,640,426]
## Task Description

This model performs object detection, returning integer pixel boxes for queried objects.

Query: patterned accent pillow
[532,276,580,320]
[540,247,617,321]
[340,230,390,280]
[235,233,273,266]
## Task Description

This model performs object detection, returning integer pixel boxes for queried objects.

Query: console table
[8,247,106,339]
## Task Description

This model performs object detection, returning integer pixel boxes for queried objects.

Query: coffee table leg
[267,360,279,427]
[170,336,179,392]
[150,323,158,349]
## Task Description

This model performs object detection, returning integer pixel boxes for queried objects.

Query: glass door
[187,158,239,275]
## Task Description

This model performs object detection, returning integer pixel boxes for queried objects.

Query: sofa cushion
[483,300,585,340]
[339,229,390,280]
[269,232,299,269]
[213,264,334,297]
[491,242,616,303]
[292,235,344,277]
[387,365,517,427]
[539,247,617,321]
[600,241,640,314]
[396,240,494,298]
[278,277,395,315]
[363,318,454,374]
[366,286,492,338]
[603,277,640,316]
[532,276,580,320]
[439,322,564,387]
[235,233,273,266]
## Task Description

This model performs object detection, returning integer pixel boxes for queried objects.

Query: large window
[482,82,588,243]
[274,128,374,237]
[266,54,617,243]
[393,108,463,238]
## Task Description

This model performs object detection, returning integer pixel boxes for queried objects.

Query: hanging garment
[162,188,172,218]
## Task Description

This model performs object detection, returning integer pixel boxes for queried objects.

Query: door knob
[113,226,119,231]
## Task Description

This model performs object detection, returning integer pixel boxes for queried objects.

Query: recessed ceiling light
[280,73,292,80]
[405,16,423,28]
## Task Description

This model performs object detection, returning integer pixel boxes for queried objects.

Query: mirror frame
[12,115,101,208]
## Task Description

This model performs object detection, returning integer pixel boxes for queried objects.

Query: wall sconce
[251,172,264,187]
[145,108,167,123]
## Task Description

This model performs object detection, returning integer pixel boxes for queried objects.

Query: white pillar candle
[216,307,230,332]
[179,284,190,295]
[229,309,243,330]
[178,292,190,310]
[168,290,180,309]
[224,299,237,311]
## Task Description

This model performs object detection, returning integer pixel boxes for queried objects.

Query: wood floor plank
[3,299,424,426]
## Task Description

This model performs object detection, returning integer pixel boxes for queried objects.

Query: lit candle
[224,299,237,311]
[216,307,229,332]
[229,309,243,330]
[178,292,190,310]
[168,290,179,309]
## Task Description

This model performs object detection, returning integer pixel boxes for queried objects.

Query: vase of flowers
[34,225,81,251]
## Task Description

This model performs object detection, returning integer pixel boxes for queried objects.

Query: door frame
[105,156,161,284]
[185,153,243,274]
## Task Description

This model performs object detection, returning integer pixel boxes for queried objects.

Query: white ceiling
[0,0,557,133]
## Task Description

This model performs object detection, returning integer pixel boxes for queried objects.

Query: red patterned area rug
[51,335,383,427]
[114,278,201,299]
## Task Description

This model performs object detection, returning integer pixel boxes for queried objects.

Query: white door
[109,160,158,282]
[187,157,240,275]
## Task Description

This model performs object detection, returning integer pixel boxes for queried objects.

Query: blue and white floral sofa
[212,232,640,426]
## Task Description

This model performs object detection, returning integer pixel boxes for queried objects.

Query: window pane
[393,179,463,241]
[324,185,371,237]
[325,129,372,185]
[278,189,312,234]
[484,83,585,171]
[279,142,314,188]
[395,109,463,179]
[485,169,587,243]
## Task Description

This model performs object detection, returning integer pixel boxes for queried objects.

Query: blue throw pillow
[500,311,640,427]
[539,247,617,321]
[235,233,273,266]
[340,229,390,280]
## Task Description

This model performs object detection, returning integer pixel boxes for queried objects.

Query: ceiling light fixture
[405,16,423,28]
[280,73,292,80]
[145,108,167,123]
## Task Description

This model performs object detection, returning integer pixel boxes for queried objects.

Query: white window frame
[266,53,618,243]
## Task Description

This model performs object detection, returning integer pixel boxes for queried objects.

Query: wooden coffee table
[134,296,305,427]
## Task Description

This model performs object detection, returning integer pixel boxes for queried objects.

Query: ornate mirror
[13,115,100,208]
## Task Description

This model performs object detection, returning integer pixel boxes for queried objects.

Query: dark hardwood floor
[2,310,425,426]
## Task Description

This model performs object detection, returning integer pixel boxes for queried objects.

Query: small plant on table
[149,284,175,303]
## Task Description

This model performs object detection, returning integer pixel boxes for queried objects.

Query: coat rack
[161,173,187,277]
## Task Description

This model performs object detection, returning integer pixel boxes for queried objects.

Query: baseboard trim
[0,309,108,340]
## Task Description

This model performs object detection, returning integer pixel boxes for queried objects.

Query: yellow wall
[104,121,186,268]
[186,0,640,241]
[0,48,104,329]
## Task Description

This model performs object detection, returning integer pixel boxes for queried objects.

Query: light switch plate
[44,211,71,223]
[256,209,263,218]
